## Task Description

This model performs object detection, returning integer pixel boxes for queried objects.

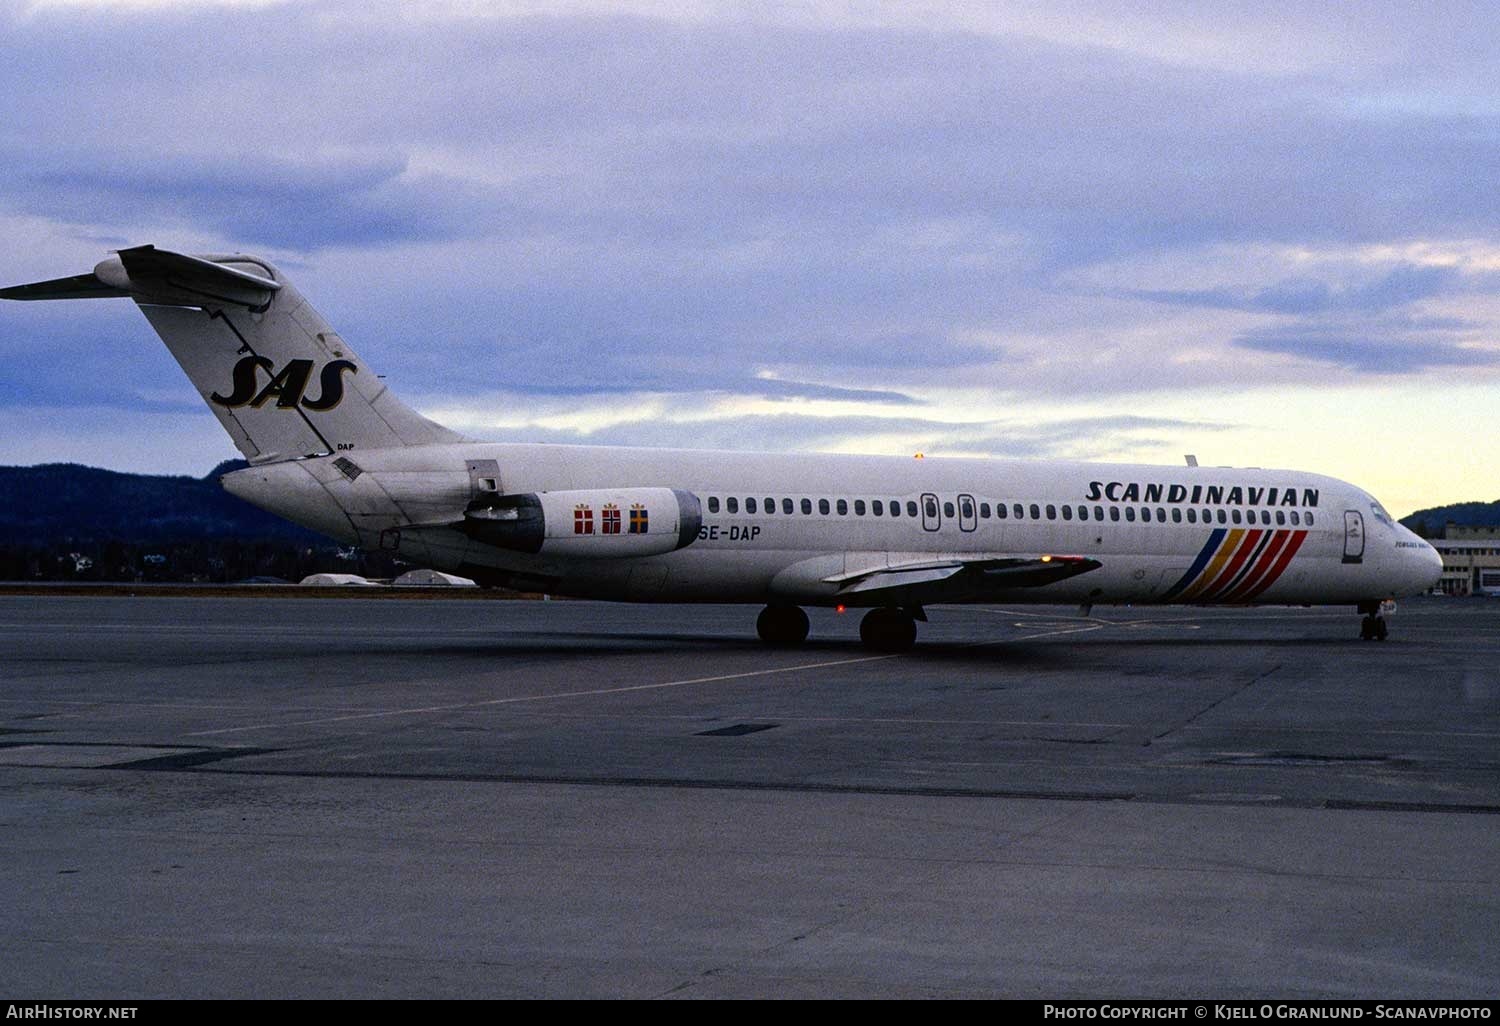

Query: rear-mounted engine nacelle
[461,487,701,557]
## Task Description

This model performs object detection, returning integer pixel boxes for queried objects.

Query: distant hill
[0,461,402,582]
[1401,500,1500,538]
[0,461,320,544]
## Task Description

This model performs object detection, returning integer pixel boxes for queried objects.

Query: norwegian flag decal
[601,503,622,535]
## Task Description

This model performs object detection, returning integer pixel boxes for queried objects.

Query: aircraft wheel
[756,604,809,646]
[859,607,917,653]
[1374,616,1388,641]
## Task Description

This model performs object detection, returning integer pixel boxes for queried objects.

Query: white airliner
[2,246,1442,648]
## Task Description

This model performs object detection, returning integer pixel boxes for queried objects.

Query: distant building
[1444,523,1500,541]
[1432,524,1500,596]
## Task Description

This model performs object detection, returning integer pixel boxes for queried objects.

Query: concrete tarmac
[1,594,1496,998]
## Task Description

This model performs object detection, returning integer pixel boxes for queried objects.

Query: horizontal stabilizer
[115,245,280,298]
[0,245,281,309]
[0,272,129,301]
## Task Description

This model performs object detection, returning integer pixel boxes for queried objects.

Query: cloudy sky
[2,0,1498,514]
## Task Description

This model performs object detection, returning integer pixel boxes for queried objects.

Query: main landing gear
[754,604,921,652]
[858,607,918,653]
[1357,600,1388,642]
[756,604,809,646]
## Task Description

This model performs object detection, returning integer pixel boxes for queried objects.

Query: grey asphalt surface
[1,594,1496,998]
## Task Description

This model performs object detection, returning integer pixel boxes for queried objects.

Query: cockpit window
[1369,501,1393,526]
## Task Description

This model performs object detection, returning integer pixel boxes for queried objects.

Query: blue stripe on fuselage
[1161,528,1227,600]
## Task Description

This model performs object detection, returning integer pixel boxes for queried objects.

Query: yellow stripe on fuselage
[1177,529,1244,601]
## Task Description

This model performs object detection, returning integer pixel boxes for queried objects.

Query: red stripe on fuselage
[1220,530,1291,603]
[1198,529,1263,602]
[1241,530,1309,601]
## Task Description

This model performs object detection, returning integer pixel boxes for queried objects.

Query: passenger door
[1343,510,1364,565]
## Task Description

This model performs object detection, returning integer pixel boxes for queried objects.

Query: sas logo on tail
[211,356,357,411]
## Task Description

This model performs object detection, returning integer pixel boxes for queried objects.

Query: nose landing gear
[1357,600,1388,641]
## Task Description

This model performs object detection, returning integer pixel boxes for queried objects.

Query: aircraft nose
[1401,540,1443,595]
[1419,541,1443,591]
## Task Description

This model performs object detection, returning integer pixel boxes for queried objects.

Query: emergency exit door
[921,493,941,531]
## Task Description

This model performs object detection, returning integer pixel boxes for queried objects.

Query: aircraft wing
[825,555,1102,604]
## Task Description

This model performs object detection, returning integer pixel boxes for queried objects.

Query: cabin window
[942,500,954,518]
[1171,508,1181,523]
[819,498,830,515]
[889,501,900,518]
[872,500,883,516]
[1013,503,1024,519]
[980,502,991,519]
[726,497,738,514]
[1155,508,1165,522]
[1276,510,1285,525]
[801,498,813,515]
[1045,504,1056,520]
[764,498,775,515]
[995,503,1006,519]
[1061,505,1073,521]
[746,497,758,514]
[906,501,919,517]
[960,496,974,519]
[1109,506,1120,522]
[1094,506,1104,521]
[1306,512,1315,526]
[1029,504,1041,519]
[1125,507,1136,522]
[853,499,865,516]
[1290,511,1300,525]
[777,498,788,514]
[708,496,720,514]
[837,499,848,515]
[1260,510,1270,525]
[1186,508,1196,524]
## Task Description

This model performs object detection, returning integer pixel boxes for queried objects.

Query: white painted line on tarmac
[186,621,1104,737]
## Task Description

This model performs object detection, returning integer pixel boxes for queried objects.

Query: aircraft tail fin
[1,245,464,464]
